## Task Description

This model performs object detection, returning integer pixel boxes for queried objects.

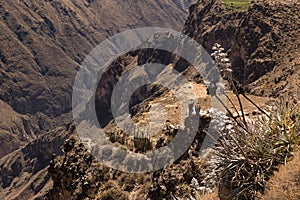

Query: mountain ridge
[0,0,191,199]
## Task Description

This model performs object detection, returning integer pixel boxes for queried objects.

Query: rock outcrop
[1,0,300,199]
[45,111,215,199]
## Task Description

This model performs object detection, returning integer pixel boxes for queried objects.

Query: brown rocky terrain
[0,100,36,158]
[44,114,214,200]
[0,124,74,200]
[0,0,190,133]
[43,0,299,199]
[0,0,191,199]
[260,149,300,200]
[1,0,300,199]
[183,0,300,97]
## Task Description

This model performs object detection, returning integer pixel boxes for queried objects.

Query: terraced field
[223,0,249,10]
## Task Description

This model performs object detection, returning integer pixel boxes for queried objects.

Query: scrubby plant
[213,99,300,199]
[205,43,300,199]
[108,128,126,145]
[211,43,248,128]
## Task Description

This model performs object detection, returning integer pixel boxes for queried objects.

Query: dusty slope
[259,150,300,200]
[1,0,299,199]
[43,1,299,199]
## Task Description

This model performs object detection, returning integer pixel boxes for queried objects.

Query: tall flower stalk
[202,43,300,199]
[211,43,248,129]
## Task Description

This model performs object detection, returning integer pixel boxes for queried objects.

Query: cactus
[133,128,152,153]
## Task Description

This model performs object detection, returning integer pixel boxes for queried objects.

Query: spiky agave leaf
[204,100,300,199]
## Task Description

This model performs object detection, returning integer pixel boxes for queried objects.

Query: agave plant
[209,99,300,200]
[203,44,300,199]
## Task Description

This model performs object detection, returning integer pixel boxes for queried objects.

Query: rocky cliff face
[0,100,36,158]
[45,112,214,200]
[183,0,300,96]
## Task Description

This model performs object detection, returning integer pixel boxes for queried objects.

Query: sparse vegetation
[10,0,298,199]
[133,129,152,153]
[259,150,300,200]
[212,99,300,199]
[202,43,300,199]
[199,44,300,199]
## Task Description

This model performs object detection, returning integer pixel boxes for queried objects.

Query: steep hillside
[183,0,300,96]
[44,113,214,200]
[0,0,189,133]
[1,0,299,199]
[0,124,74,200]
[260,150,300,200]
[42,0,300,199]
[0,100,36,158]
[0,0,191,199]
